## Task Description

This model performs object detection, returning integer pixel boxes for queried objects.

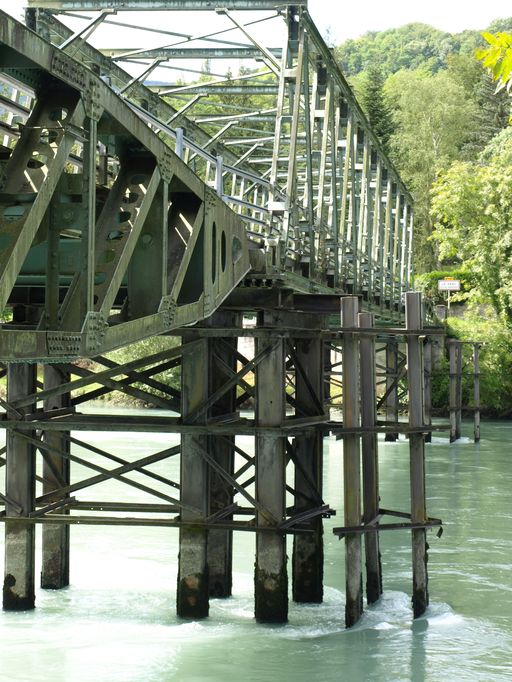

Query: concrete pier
[3,364,37,610]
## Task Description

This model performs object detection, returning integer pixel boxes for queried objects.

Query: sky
[3,0,512,43]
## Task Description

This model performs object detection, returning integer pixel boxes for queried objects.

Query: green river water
[0,415,511,681]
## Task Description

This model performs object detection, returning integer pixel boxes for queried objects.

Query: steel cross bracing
[0,3,413,361]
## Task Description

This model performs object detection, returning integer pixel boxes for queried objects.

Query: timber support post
[473,343,481,443]
[342,296,363,627]
[177,336,210,619]
[384,338,399,441]
[292,335,324,603]
[207,311,241,598]
[3,363,37,611]
[359,311,382,604]
[448,340,463,443]
[41,365,71,590]
[406,292,429,618]
[423,340,432,444]
[254,326,288,623]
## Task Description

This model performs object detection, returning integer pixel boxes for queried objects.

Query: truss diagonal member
[11,342,191,409]
[66,433,180,491]
[191,438,277,525]
[59,9,114,50]
[215,8,281,75]
[286,440,323,506]
[0,93,85,313]
[184,339,279,424]
[58,362,176,410]
[286,340,325,417]
[23,432,194,510]
[94,355,181,401]
[375,357,407,411]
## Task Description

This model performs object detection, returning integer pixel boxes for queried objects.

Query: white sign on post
[438,279,460,291]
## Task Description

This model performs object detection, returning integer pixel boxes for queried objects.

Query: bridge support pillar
[207,312,241,598]
[423,340,433,444]
[406,292,429,618]
[359,312,382,605]
[254,334,288,623]
[3,364,37,611]
[41,365,70,590]
[342,297,363,627]
[448,341,463,443]
[384,339,399,441]
[292,337,324,603]
[177,336,210,619]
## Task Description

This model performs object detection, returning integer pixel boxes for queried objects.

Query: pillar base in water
[292,532,323,603]
[255,567,288,623]
[3,573,35,611]
[177,570,209,619]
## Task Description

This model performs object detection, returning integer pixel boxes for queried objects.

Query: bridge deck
[0,5,413,361]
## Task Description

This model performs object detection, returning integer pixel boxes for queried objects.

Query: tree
[431,127,512,324]
[476,32,512,92]
[358,65,394,154]
[385,69,478,271]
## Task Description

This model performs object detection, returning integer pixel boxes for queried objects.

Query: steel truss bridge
[0,2,434,629]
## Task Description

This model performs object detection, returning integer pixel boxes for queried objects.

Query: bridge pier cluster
[0,292,441,626]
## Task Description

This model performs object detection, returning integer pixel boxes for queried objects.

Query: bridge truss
[0,3,437,629]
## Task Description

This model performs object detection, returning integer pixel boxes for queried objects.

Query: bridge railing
[24,3,413,316]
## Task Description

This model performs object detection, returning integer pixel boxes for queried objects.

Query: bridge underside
[0,4,435,631]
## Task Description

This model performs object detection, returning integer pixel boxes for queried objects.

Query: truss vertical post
[449,341,462,443]
[254,333,287,623]
[3,364,37,610]
[207,311,240,598]
[473,343,481,443]
[41,365,71,590]
[342,296,363,627]
[177,336,209,619]
[292,336,324,603]
[423,339,432,444]
[384,338,399,441]
[406,292,429,618]
[359,311,382,604]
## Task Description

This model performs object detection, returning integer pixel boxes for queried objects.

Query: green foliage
[335,20,512,78]
[447,315,512,415]
[385,69,478,271]
[358,65,394,154]
[431,128,512,324]
[476,31,512,92]
[415,268,476,305]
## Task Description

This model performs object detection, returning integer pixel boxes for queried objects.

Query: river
[0,416,511,681]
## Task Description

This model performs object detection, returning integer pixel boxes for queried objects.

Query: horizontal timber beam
[27,1,304,9]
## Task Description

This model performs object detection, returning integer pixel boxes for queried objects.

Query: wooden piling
[449,341,462,442]
[177,337,209,619]
[41,365,71,590]
[292,337,324,603]
[207,311,240,598]
[254,335,288,623]
[423,340,432,444]
[384,338,399,441]
[359,311,382,604]
[473,343,481,443]
[3,364,37,611]
[405,292,429,618]
[342,296,363,627]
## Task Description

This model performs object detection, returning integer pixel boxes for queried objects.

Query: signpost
[438,278,460,312]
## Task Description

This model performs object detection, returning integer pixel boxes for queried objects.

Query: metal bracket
[158,149,175,184]
[83,311,108,354]
[158,295,176,327]
[47,332,82,357]
[82,78,103,122]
